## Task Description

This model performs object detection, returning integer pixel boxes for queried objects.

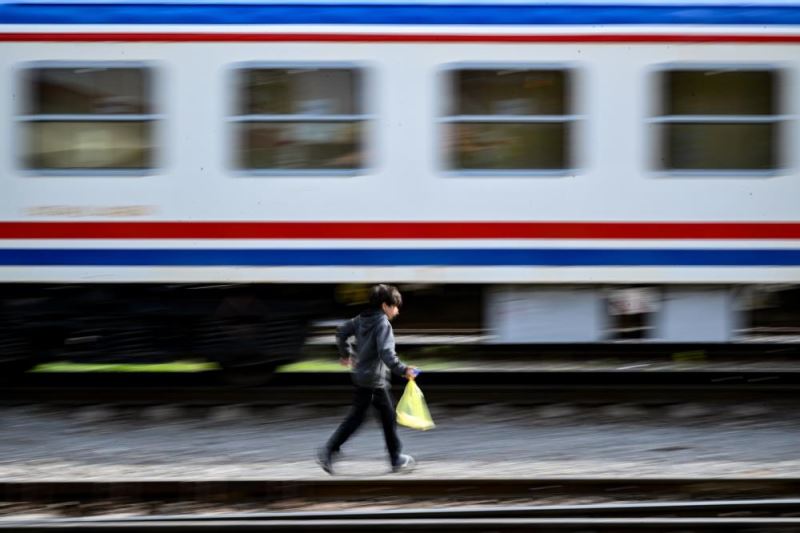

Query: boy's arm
[375,319,409,378]
[335,318,357,360]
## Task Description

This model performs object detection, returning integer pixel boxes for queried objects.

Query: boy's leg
[326,387,373,453]
[372,387,402,464]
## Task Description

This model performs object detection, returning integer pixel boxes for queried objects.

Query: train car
[1,0,800,378]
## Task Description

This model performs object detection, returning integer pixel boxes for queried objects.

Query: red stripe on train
[1,222,800,239]
[1,33,800,42]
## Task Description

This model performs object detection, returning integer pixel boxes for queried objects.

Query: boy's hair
[369,284,402,309]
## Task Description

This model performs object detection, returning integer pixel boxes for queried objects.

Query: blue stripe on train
[1,249,799,266]
[1,4,800,25]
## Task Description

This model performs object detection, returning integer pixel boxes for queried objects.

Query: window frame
[437,62,583,177]
[647,62,791,177]
[228,61,373,177]
[15,61,163,177]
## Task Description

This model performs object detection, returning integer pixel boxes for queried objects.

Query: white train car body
[1,0,799,362]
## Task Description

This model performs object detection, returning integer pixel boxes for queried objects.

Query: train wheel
[204,294,310,386]
[219,360,280,387]
[0,332,37,378]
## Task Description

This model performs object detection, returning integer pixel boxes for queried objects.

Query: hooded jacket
[335,309,408,388]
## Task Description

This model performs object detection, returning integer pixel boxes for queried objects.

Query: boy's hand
[339,357,352,368]
[405,367,419,380]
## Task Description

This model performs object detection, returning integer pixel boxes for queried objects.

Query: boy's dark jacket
[336,309,408,388]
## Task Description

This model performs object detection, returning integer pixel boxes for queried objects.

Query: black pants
[326,386,402,464]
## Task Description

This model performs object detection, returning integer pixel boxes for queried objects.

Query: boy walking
[317,284,417,474]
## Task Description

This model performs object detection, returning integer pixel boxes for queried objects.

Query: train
[2,0,800,380]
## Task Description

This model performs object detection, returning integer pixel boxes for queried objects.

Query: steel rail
[3,479,800,505]
[3,516,800,531]
[4,370,800,405]
[45,498,800,522]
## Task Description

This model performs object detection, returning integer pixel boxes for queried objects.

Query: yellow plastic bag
[396,379,435,431]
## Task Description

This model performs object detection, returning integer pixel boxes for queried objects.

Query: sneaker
[391,454,416,473]
[316,447,334,475]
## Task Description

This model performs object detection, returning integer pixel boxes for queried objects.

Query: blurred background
[2,0,800,526]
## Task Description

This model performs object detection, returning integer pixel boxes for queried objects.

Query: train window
[442,68,575,173]
[652,68,785,173]
[18,65,158,173]
[232,67,366,173]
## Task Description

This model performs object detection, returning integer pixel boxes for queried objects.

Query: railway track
[3,480,800,531]
[3,516,800,532]
[25,499,800,520]
[3,370,800,405]
[4,487,800,531]
[2,478,800,507]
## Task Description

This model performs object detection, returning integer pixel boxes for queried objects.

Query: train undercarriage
[2,283,799,382]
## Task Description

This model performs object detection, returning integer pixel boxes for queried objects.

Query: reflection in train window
[652,68,785,173]
[232,68,366,174]
[18,65,158,173]
[442,68,576,173]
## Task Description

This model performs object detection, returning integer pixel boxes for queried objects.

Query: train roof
[7,0,800,4]
[2,0,800,26]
